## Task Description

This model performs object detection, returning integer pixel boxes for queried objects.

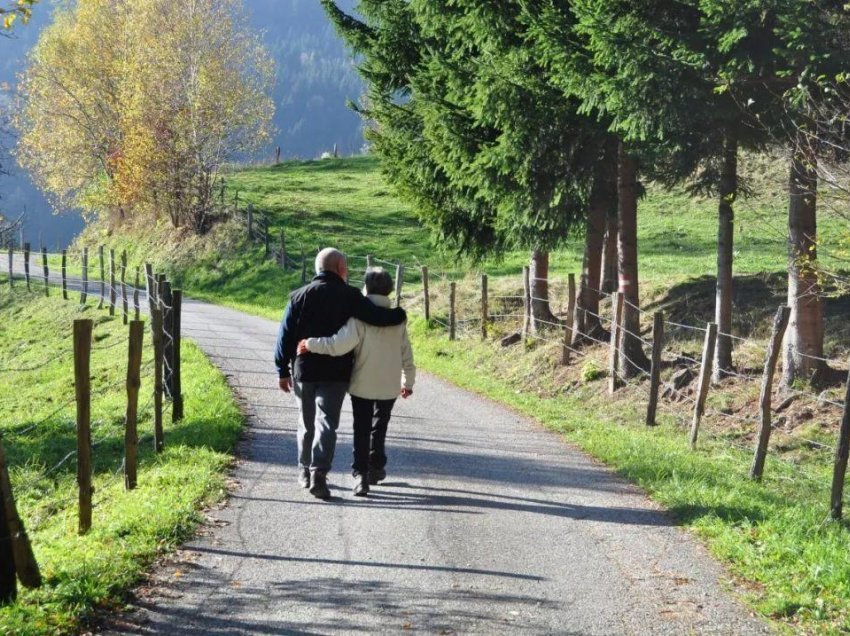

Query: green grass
[72,154,850,322]
[0,284,243,635]
[408,319,850,634]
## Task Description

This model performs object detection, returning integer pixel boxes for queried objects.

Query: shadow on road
[115,567,578,635]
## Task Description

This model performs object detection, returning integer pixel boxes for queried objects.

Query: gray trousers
[293,381,348,475]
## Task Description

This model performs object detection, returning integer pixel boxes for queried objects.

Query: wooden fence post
[133,267,141,321]
[0,468,14,604]
[279,230,286,269]
[0,439,42,601]
[73,319,93,535]
[150,297,165,453]
[264,222,271,258]
[61,250,68,300]
[750,306,791,479]
[108,249,116,316]
[366,255,373,269]
[98,245,105,309]
[689,322,718,449]
[646,311,665,426]
[125,321,144,490]
[608,292,624,394]
[301,246,307,285]
[144,263,155,309]
[562,274,576,365]
[171,290,183,421]
[422,266,430,321]
[160,278,173,400]
[6,248,12,289]
[449,281,457,341]
[80,248,88,305]
[247,204,254,241]
[522,266,530,342]
[830,364,850,519]
[23,243,30,291]
[481,274,489,340]
[121,251,128,325]
[41,247,48,296]
[395,264,404,308]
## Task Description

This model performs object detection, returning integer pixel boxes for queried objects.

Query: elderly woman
[297,267,415,497]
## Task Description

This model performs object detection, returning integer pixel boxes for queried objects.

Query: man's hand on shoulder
[279,377,292,393]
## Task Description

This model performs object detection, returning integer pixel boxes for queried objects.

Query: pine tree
[323,1,608,328]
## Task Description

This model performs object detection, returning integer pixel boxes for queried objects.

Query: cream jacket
[306,294,416,400]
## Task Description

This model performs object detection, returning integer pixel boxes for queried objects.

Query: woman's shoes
[368,468,386,485]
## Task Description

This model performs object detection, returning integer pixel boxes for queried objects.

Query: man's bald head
[315,248,348,278]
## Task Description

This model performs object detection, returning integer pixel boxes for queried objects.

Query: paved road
[9,255,770,634]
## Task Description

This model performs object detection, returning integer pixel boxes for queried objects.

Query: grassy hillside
[77,153,849,321]
[0,285,242,635]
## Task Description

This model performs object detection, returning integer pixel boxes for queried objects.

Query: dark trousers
[293,381,348,475]
[350,395,396,477]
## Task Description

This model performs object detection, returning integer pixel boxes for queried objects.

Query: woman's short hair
[364,267,393,296]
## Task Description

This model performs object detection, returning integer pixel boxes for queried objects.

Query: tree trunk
[574,137,617,344]
[713,134,738,382]
[617,143,650,376]
[782,147,825,387]
[600,209,618,294]
[529,249,559,333]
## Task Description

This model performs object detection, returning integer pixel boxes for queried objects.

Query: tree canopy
[14,0,273,231]
[323,1,606,257]
[0,0,36,31]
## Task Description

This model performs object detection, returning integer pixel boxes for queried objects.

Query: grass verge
[408,319,850,635]
[0,284,243,635]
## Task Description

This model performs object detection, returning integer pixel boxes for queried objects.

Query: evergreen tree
[323,1,608,328]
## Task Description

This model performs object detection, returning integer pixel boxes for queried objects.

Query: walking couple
[274,248,416,499]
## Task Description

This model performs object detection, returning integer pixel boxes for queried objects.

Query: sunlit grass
[0,287,243,635]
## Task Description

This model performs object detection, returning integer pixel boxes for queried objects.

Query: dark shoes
[368,468,387,485]
[298,467,310,489]
[309,472,331,500]
[353,475,369,497]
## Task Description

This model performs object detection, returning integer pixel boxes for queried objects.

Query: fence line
[421,264,850,522]
[1,254,185,600]
[6,242,850,526]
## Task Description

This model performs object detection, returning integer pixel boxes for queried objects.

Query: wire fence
[399,258,850,522]
[6,240,850,522]
[1,248,186,599]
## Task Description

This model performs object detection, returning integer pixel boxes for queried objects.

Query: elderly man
[275,248,406,500]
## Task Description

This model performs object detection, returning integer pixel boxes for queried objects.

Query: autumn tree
[119,0,273,231]
[14,0,124,221]
[0,0,36,32]
[15,0,273,232]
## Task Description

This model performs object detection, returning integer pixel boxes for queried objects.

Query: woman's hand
[400,388,413,399]
[296,340,310,356]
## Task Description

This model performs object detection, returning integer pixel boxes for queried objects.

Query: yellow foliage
[14,0,274,231]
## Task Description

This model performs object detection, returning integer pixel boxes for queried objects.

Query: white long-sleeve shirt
[306,294,415,400]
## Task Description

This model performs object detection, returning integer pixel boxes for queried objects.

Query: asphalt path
[8,254,771,635]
